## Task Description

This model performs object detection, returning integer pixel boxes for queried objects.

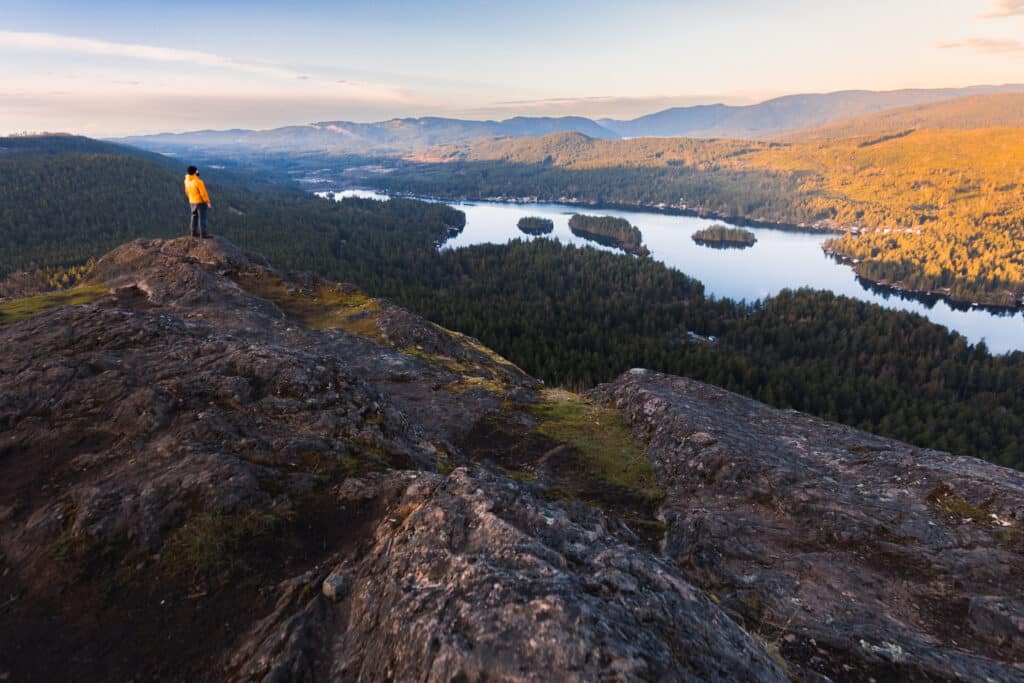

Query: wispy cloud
[937,37,1024,53]
[0,30,298,78]
[0,30,406,100]
[979,0,1024,18]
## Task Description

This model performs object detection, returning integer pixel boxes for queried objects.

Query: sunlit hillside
[397,126,1024,305]
[782,93,1024,141]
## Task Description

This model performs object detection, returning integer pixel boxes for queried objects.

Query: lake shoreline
[824,251,1024,313]
[322,188,1024,353]
[346,187,1024,313]
[325,184,843,236]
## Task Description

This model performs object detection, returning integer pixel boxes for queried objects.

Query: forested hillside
[3,136,1023,469]
[0,135,464,278]
[353,240,1024,469]
[378,126,1024,306]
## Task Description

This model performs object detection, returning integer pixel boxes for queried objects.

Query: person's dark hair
[186,165,198,175]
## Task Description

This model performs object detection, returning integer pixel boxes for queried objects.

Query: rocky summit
[0,237,1021,682]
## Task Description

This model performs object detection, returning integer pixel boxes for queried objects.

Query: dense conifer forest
[516,216,554,235]
[692,225,757,247]
[364,240,1024,469]
[0,136,463,279]
[568,214,649,256]
[2,136,1022,469]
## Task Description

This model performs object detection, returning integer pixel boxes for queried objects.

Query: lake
[326,190,1024,354]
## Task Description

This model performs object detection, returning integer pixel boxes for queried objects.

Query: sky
[1,0,1022,136]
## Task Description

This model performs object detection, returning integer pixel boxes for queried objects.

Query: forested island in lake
[568,214,650,256]
[517,216,554,235]
[692,225,758,249]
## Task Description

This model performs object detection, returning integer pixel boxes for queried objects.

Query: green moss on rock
[0,284,109,326]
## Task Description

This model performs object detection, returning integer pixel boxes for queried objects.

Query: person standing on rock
[184,166,212,239]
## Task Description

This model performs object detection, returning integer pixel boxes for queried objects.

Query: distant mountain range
[597,85,1024,138]
[113,84,1024,157]
[781,92,1024,141]
[114,117,619,158]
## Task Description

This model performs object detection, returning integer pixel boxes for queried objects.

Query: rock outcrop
[594,369,1024,681]
[0,238,782,682]
[0,237,1021,681]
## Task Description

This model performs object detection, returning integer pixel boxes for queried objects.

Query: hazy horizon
[2,0,1023,136]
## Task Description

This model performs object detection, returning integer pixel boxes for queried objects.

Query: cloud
[937,37,1024,53]
[0,30,300,78]
[0,30,407,100]
[979,0,1024,18]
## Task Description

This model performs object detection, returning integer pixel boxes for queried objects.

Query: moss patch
[454,398,666,547]
[526,388,662,504]
[232,272,385,342]
[0,284,109,326]
[160,510,277,581]
[403,345,497,379]
[299,450,373,484]
[436,324,520,369]
[439,375,508,397]
[994,526,1024,550]
[926,483,993,524]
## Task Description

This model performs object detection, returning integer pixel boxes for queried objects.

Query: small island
[517,216,555,235]
[568,214,650,257]
[692,224,757,250]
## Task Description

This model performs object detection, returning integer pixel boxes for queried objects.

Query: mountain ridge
[599,84,1024,138]
[781,92,1024,141]
[111,84,1024,157]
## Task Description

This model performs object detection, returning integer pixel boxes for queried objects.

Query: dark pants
[189,203,209,237]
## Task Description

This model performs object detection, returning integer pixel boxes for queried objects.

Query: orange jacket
[184,174,211,205]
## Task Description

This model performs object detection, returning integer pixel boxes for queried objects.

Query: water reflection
[693,241,756,251]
